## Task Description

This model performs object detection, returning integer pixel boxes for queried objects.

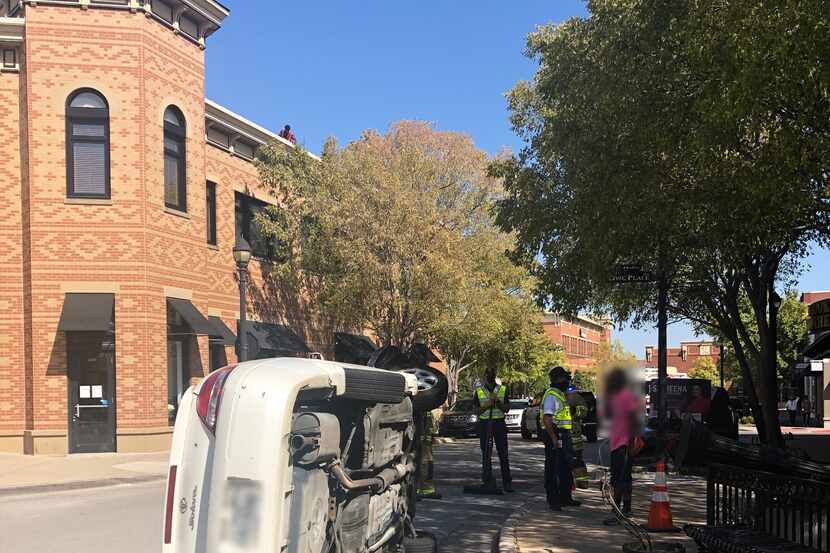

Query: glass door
[68,332,116,453]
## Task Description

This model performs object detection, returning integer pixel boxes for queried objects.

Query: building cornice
[205,99,321,161]
[0,17,24,43]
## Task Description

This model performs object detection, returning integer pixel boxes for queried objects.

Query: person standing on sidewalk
[802,396,812,426]
[603,368,641,525]
[416,409,442,499]
[540,366,580,510]
[786,394,799,426]
[566,385,589,486]
[473,367,513,492]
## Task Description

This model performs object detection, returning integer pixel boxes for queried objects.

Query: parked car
[506,398,529,433]
[439,400,479,438]
[164,357,445,553]
[521,397,541,440]
[521,391,598,442]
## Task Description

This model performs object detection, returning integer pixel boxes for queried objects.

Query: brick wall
[542,314,611,372]
[0,61,24,451]
[644,341,721,374]
[3,4,331,453]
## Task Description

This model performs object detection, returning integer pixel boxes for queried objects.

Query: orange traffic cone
[645,459,679,532]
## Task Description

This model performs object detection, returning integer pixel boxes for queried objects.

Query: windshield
[511,399,529,410]
[450,400,475,412]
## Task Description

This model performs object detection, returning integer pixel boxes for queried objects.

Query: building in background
[541,313,612,372]
[797,291,830,428]
[642,341,721,375]
[0,0,333,455]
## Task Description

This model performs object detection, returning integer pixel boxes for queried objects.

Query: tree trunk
[730,333,767,443]
[760,282,785,449]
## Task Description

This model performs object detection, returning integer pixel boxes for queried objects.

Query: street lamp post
[233,235,252,362]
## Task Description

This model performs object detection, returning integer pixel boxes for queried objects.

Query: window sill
[65,198,112,205]
[164,207,190,219]
[207,244,219,251]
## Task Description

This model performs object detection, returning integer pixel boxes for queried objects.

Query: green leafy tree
[254,121,501,352]
[572,371,597,393]
[688,357,720,384]
[493,1,829,447]
[704,290,808,389]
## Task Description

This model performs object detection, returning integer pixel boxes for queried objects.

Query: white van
[163,357,441,553]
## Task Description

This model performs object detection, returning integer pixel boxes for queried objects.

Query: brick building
[0,0,333,455]
[541,313,612,372]
[643,341,722,375]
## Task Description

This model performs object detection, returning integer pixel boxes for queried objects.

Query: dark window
[2,48,16,69]
[206,181,217,245]
[164,106,186,212]
[234,192,279,260]
[66,89,110,199]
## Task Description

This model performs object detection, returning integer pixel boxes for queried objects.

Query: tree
[703,290,809,389]
[688,357,720,384]
[587,340,639,376]
[254,121,501,352]
[572,371,597,393]
[493,1,829,447]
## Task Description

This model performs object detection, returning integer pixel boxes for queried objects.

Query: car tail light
[164,465,177,544]
[196,365,237,434]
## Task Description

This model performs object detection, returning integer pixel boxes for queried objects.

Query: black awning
[334,332,377,364]
[208,316,236,346]
[167,298,213,335]
[58,293,115,332]
[803,332,830,359]
[243,321,310,359]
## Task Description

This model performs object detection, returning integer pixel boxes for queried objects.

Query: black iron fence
[708,463,830,551]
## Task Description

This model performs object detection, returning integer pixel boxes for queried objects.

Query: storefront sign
[808,299,830,332]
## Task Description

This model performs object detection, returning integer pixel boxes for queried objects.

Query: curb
[496,494,540,553]
[0,473,165,498]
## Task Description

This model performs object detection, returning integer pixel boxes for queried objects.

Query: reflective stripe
[539,387,573,430]
[477,385,506,419]
[651,491,670,502]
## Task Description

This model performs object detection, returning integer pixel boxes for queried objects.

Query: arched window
[66,89,110,199]
[163,106,187,212]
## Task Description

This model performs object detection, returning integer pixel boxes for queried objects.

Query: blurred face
[485,368,496,382]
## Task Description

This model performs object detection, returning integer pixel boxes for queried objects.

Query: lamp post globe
[233,235,252,362]
[233,236,252,268]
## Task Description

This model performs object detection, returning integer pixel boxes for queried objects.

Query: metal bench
[684,463,830,552]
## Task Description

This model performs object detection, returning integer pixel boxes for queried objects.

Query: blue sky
[205,1,830,357]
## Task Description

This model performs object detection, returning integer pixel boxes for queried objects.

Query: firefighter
[416,408,441,499]
[566,385,589,487]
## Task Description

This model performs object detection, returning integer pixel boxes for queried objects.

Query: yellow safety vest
[539,387,572,430]
[476,385,506,420]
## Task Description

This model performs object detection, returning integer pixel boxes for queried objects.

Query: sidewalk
[501,470,707,553]
[0,451,169,495]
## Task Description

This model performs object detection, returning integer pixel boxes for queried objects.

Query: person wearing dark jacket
[706,388,738,440]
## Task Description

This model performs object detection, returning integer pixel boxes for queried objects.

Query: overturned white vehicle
[163,357,444,553]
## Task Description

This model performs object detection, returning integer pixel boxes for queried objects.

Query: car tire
[342,367,407,403]
[395,366,448,412]
[521,427,532,440]
[402,531,438,553]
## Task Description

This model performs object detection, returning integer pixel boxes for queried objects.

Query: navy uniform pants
[478,419,511,485]
[542,429,574,507]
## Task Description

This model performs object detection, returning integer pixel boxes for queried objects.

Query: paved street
[0,434,570,553]
[0,479,164,553]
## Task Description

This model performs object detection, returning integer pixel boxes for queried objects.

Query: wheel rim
[401,368,438,392]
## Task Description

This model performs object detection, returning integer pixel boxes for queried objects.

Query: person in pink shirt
[604,368,642,524]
